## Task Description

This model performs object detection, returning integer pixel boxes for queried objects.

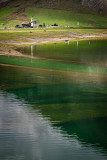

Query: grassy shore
[0,28,107,42]
[0,28,107,74]
[0,28,107,57]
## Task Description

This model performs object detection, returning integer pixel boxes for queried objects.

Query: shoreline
[0,34,107,57]
[1,34,107,45]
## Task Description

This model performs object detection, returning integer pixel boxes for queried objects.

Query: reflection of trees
[5,81,107,152]
[2,82,107,152]
[7,83,107,105]
[0,65,107,154]
[55,117,107,153]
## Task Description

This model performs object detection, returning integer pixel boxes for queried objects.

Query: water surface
[17,39,107,67]
[0,39,107,160]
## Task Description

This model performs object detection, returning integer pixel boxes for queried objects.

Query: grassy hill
[0,0,107,28]
[25,8,107,27]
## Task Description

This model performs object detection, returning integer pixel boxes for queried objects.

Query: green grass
[0,28,107,40]
[6,20,22,27]
[0,7,16,20]
[25,8,107,27]
[0,7,17,27]
[0,7,106,28]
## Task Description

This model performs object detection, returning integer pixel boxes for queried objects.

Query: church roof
[22,22,30,25]
[32,21,40,24]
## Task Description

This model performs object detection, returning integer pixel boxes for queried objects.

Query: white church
[31,16,40,27]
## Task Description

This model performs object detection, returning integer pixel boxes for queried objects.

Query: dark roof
[22,22,30,25]
[32,21,40,24]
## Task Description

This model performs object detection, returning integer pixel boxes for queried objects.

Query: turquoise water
[17,39,107,67]
[0,40,107,74]
[0,39,107,160]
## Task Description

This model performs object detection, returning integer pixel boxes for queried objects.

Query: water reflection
[31,45,34,57]
[16,40,107,67]
[0,39,107,160]
[65,40,69,45]
[0,64,107,160]
[89,41,90,45]
[0,90,107,160]
[77,41,78,48]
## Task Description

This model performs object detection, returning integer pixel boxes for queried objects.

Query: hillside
[0,0,107,28]
[1,0,107,13]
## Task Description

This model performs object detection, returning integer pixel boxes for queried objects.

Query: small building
[22,22,31,28]
[31,21,40,27]
[31,16,40,27]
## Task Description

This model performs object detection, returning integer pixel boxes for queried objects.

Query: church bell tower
[31,16,33,27]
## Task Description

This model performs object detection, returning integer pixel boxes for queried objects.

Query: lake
[0,39,107,160]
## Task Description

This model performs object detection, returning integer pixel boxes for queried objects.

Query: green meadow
[0,7,107,28]
[25,8,107,27]
[0,7,20,27]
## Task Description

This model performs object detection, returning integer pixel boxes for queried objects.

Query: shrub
[52,23,58,26]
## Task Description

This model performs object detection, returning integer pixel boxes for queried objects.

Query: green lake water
[0,39,107,160]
